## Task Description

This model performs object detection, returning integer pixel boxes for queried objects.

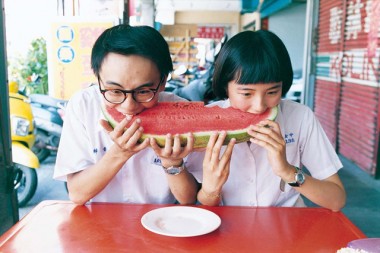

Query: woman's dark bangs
[235,45,282,85]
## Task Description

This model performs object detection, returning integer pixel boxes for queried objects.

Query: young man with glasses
[53,24,200,205]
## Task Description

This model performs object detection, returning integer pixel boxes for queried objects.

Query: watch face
[288,168,305,187]
[295,171,305,184]
[167,167,182,175]
[163,163,185,175]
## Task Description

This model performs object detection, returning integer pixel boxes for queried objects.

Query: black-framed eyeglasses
[98,76,164,104]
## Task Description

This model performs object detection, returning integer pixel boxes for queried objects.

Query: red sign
[197,26,224,39]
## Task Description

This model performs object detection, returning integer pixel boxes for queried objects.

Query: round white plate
[141,206,221,237]
[348,238,380,252]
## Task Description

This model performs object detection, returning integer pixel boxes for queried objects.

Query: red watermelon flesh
[102,101,278,148]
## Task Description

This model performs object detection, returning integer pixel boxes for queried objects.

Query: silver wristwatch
[162,161,185,175]
[288,166,305,187]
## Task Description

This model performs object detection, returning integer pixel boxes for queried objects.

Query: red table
[0,200,365,252]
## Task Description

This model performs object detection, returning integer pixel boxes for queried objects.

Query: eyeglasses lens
[104,89,155,103]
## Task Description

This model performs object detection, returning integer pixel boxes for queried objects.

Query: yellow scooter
[8,81,40,207]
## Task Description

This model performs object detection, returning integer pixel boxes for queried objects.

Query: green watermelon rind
[101,104,278,148]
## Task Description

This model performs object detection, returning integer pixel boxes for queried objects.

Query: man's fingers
[124,126,144,145]
[185,132,194,151]
[113,116,132,133]
[100,119,113,132]
[162,134,173,155]
[171,134,182,156]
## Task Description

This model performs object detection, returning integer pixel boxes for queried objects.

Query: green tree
[8,37,48,95]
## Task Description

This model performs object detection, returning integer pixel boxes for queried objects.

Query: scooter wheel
[14,164,38,207]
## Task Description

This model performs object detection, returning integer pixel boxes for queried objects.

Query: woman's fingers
[221,137,235,163]
[210,131,227,163]
[205,132,219,161]
[216,137,235,178]
[205,131,232,161]
[202,132,234,194]
[248,120,284,148]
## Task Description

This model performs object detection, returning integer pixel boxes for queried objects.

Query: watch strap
[162,161,185,175]
[288,166,305,187]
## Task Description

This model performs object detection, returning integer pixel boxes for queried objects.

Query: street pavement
[19,155,68,218]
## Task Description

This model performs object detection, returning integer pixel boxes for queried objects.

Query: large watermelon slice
[102,102,278,148]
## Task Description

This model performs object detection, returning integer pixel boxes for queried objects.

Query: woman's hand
[200,131,235,204]
[99,116,150,157]
[150,133,194,168]
[247,119,293,179]
[248,120,346,211]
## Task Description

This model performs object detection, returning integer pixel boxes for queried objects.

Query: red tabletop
[0,200,365,252]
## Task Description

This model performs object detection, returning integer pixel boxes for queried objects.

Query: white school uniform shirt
[53,85,187,204]
[186,99,343,207]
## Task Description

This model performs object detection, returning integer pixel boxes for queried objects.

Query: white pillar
[140,0,155,27]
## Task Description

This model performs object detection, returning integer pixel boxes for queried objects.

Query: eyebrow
[103,80,155,89]
[237,83,282,91]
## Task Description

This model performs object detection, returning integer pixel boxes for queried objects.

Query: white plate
[348,238,380,252]
[141,206,221,237]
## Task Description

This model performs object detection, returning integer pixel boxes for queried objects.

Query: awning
[242,0,293,18]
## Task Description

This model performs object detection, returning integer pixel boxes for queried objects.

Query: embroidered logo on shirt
[93,147,107,154]
[284,133,295,144]
[152,157,162,166]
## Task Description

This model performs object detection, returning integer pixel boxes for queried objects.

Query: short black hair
[91,24,173,79]
[212,30,293,99]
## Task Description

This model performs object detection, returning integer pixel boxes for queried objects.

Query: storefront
[313,0,380,177]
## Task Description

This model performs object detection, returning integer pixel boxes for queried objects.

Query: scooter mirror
[214,35,228,58]
[173,65,187,76]
[214,43,222,57]
[8,81,19,93]
[167,73,172,81]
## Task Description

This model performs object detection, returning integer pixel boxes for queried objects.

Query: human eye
[267,89,280,95]
[239,92,252,97]
[108,89,123,95]
[135,89,152,95]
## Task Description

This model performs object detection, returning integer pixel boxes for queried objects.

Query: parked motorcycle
[166,64,215,103]
[29,93,67,162]
[165,35,227,104]
[8,81,40,207]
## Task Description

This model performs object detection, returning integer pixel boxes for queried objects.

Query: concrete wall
[268,3,307,72]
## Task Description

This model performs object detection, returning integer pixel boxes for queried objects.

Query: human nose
[119,93,137,108]
[250,95,267,114]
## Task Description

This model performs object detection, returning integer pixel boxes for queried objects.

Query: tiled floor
[338,156,380,238]
[305,155,380,238]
